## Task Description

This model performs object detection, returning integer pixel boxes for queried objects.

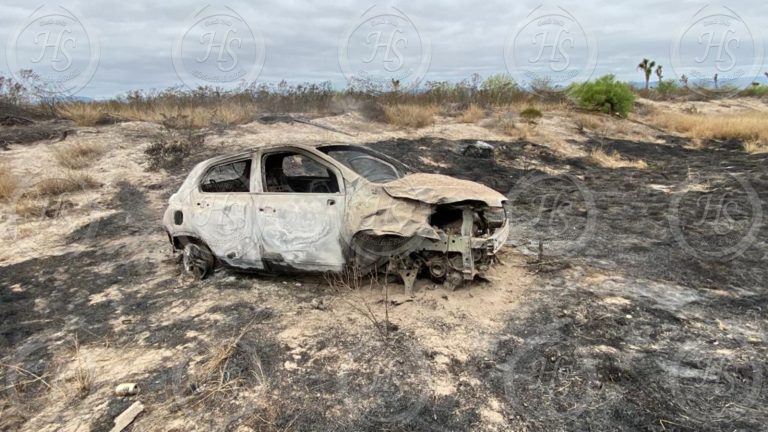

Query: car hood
[382,173,507,207]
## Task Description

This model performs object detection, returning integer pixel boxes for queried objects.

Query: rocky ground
[1,99,766,431]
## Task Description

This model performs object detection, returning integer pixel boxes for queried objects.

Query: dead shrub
[382,104,437,128]
[27,173,100,198]
[357,100,386,122]
[57,103,119,126]
[589,147,647,169]
[458,104,485,123]
[0,163,18,201]
[575,113,603,131]
[52,141,105,169]
[182,324,268,418]
[15,172,99,217]
[145,127,204,171]
[68,335,91,399]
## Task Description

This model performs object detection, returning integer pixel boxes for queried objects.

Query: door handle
[327,199,336,206]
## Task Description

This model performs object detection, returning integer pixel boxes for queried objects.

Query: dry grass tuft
[575,113,604,131]
[382,104,437,128]
[57,103,117,126]
[69,335,91,398]
[744,138,768,154]
[52,141,105,169]
[649,111,768,151]
[59,100,258,129]
[589,148,648,169]
[28,173,100,198]
[0,164,18,201]
[14,172,99,217]
[458,104,485,123]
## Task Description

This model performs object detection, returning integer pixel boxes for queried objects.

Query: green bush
[568,75,635,117]
[656,80,679,95]
[739,84,768,98]
[520,107,543,122]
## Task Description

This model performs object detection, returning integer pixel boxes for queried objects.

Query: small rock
[462,141,495,159]
[310,298,328,311]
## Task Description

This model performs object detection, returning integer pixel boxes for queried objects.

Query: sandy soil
[1,99,766,431]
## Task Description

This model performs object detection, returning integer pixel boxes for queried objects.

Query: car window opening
[319,146,410,183]
[263,152,340,193]
[200,159,252,193]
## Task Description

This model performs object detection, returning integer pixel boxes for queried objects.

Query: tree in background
[568,75,636,117]
[637,58,656,90]
[680,74,689,88]
[655,65,663,85]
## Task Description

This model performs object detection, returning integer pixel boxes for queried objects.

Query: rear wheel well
[171,235,207,251]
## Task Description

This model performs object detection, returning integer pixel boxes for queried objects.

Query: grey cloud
[0,0,764,97]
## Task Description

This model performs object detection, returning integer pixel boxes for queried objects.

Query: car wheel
[182,243,214,280]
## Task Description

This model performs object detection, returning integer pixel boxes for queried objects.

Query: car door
[255,149,346,272]
[190,156,264,269]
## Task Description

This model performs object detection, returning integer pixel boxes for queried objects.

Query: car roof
[200,143,368,165]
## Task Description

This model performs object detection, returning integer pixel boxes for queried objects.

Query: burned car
[163,144,509,293]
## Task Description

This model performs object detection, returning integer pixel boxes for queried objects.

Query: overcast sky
[1,0,766,98]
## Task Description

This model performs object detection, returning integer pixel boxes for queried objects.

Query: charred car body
[163,144,509,293]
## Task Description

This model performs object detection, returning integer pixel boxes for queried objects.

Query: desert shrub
[52,141,105,169]
[57,103,119,126]
[0,164,18,201]
[520,107,543,122]
[739,84,768,98]
[382,104,437,128]
[458,104,485,123]
[145,128,204,170]
[478,74,525,105]
[568,75,635,117]
[655,80,680,99]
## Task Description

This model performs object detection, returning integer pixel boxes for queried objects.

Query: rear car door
[255,149,346,271]
[191,156,263,269]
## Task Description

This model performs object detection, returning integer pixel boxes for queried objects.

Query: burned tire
[182,243,214,280]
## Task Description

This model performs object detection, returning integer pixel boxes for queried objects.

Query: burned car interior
[164,144,509,294]
[263,151,340,193]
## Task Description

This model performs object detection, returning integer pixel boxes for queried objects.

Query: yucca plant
[637,58,656,90]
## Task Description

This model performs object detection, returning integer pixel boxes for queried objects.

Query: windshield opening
[319,146,411,183]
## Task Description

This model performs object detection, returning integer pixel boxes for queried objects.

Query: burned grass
[1,104,767,431]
